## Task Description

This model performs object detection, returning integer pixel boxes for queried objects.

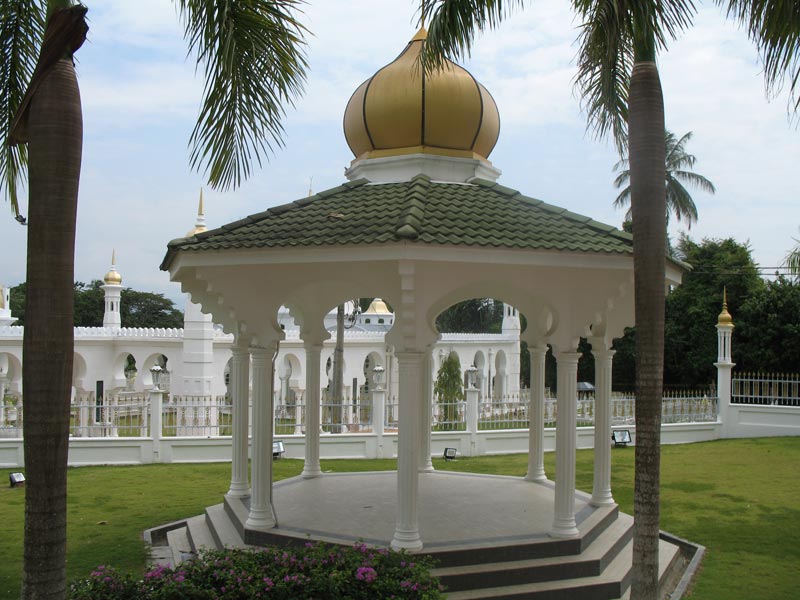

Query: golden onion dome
[104,250,122,285]
[717,288,734,327]
[343,28,500,162]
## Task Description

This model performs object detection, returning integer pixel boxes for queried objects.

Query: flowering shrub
[69,542,444,599]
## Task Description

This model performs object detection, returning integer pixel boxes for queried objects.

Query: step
[447,540,632,600]
[206,503,248,550]
[435,516,632,592]
[185,514,218,553]
[224,494,249,539]
[426,505,620,569]
[166,526,194,567]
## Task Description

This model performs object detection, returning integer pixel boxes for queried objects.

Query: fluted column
[525,343,548,482]
[392,351,424,551]
[302,342,323,478]
[551,351,580,538]
[227,340,251,497]
[246,345,277,530]
[591,347,615,506]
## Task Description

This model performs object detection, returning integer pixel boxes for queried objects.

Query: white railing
[0,385,722,441]
[0,393,22,438]
[432,398,466,431]
[732,372,800,407]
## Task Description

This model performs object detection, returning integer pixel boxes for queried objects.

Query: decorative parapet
[0,326,24,337]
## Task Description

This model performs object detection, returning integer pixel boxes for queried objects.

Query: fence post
[715,291,735,438]
[149,388,164,463]
[465,387,479,456]
[372,386,386,458]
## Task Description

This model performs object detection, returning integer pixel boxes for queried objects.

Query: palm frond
[574,1,696,153]
[783,236,800,276]
[670,169,716,194]
[175,0,308,191]
[665,175,699,226]
[421,1,527,71]
[574,0,632,153]
[720,0,800,113]
[613,185,632,209]
[0,0,45,216]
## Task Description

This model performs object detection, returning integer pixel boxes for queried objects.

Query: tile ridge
[396,174,431,239]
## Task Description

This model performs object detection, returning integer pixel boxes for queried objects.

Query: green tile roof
[161,175,633,269]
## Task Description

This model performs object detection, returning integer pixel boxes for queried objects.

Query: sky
[2,0,798,306]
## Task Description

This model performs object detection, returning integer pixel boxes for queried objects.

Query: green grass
[1,438,797,599]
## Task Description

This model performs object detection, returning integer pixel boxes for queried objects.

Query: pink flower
[356,566,378,582]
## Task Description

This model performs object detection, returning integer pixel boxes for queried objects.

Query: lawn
[1,437,797,599]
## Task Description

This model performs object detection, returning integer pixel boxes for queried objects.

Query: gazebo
[160,27,683,568]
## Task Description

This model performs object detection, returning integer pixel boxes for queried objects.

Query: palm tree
[613,130,715,228]
[784,234,800,279]
[421,2,798,598]
[1,2,307,598]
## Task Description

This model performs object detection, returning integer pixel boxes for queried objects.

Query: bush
[69,542,444,599]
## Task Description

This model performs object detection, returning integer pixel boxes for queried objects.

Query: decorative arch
[72,352,88,392]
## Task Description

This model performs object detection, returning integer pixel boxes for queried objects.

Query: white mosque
[0,238,523,410]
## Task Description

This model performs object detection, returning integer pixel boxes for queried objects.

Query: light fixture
[9,472,25,487]
[150,365,163,391]
[466,365,478,389]
[443,447,457,461]
[612,430,632,447]
[272,440,285,459]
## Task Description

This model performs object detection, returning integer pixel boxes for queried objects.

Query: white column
[227,340,251,497]
[715,313,735,438]
[302,342,323,478]
[420,350,434,471]
[246,345,277,530]
[551,351,580,538]
[392,351,424,551]
[591,347,615,506]
[149,388,164,461]
[526,344,548,482]
[465,387,479,456]
[372,386,386,458]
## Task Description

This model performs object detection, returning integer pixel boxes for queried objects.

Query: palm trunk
[21,56,82,599]
[628,40,666,600]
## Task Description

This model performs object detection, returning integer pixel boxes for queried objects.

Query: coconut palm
[613,130,715,228]
[1,2,307,598]
[421,2,798,598]
[784,235,800,278]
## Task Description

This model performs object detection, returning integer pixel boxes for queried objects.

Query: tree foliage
[664,235,764,385]
[8,280,184,328]
[434,351,463,425]
[736,275,800,372]
[436,298,503,333]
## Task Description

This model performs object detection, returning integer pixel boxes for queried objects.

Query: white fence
[1,372,797,467]
[732,372,800,406]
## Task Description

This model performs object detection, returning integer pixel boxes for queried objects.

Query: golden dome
[717,288,734,327]
[343,28,500,162]
[365,298,392,314]
[104,250,122,285]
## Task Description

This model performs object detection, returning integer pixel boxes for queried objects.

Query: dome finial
[104,249,122,286]
[186,189,209,237]
[718,287,734,327]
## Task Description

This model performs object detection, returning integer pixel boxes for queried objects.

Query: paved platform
[264,470,597,549]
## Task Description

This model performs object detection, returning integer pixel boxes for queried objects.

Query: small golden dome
[717,288,734,327]
[365,298,392,314]
[104,250,122,285]
[343,27,500,162]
